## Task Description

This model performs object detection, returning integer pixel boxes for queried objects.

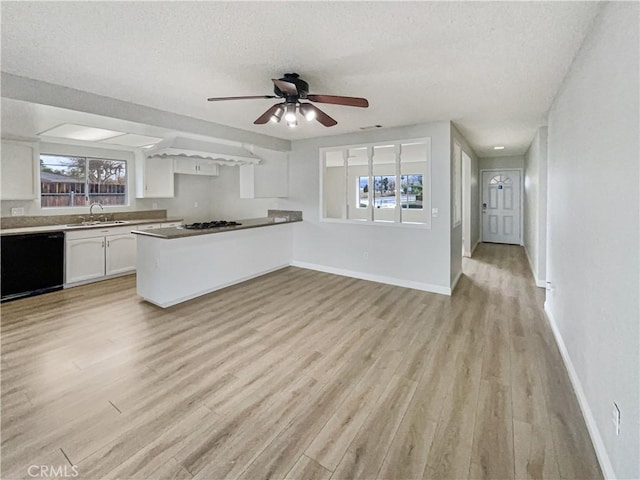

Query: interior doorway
[481,169,522,244]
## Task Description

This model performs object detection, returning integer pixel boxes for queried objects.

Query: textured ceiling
[1,1,600,156]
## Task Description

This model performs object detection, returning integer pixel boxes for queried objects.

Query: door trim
[479,168,524,245]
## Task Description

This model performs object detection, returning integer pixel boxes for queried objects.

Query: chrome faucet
[89,202,104,216]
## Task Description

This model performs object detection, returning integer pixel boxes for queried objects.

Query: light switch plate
[11,207,24,216]
[432,207,438,217]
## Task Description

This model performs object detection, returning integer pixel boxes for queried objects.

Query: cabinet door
[197,160,219,176]
[173,157,197,175]
[144,157,174,197]
[105,233,136,276]
[1,140,38,200]
[65,237,105,284]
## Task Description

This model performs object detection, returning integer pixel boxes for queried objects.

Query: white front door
[482,170,521,244]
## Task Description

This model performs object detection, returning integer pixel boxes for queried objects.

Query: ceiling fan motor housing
[274,73,309,99]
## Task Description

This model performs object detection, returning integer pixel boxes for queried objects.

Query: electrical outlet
[432,207,438,217]
[194,202,199,208]
[363,251,369,260]
[11,207,24,216]
[612,402,621,436]
[152,202,158,210]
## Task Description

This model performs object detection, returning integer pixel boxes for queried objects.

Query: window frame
[39,154,129,209]
[319,137,431,229]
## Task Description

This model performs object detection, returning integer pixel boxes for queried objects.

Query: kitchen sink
[66,220,130,227]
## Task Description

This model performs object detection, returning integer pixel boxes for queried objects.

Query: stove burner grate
[183,220,242,230]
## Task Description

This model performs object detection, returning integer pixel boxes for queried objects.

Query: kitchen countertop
[132,216,301,239]
[0,218,183,236]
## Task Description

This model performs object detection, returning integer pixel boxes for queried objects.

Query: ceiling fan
[207,73,369,128]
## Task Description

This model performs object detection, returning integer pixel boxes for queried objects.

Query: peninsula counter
[133,215,300,307]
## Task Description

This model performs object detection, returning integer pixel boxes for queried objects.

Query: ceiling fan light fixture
[300,104,316,121]
[284,104,297,122]
[270,106,284,123]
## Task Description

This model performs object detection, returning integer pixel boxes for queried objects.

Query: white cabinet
[65,237,105,283]
[136,154,174,198]
[1,140,38,200]
[239,157,288,198]
[65,226,137,285]
[105,233,136,276]
[174,157,219,176]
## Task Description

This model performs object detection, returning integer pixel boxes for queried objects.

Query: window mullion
[395,144,401,224]
[342,149,348,220]
[366,146,373,222]
[84,157,89,202]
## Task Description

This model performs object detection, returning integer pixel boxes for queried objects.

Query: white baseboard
[144,264,290,308]
[450,270,462,293]
[543,303,616,480]
[524,246,546,288]
[291,261,452,296]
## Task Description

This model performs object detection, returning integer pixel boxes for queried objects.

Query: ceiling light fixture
[287,118,298,128]
[493,146,505,150]
[270,105,284,123]
[299,104,316,122]
[284,104,297,123]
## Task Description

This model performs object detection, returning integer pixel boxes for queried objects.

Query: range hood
[145,137,261,166]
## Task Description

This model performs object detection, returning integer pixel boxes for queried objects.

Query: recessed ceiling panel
[38,123,124,141]
[101,133,163,147]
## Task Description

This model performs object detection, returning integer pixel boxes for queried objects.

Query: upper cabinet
[240,156,289,199]
[135,153,174,198]
[173,157,219,176]
[1,140,39,200]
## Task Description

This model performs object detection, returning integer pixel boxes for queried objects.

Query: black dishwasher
[1,232,65,302]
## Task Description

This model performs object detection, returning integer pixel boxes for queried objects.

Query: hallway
[1,243,602,479]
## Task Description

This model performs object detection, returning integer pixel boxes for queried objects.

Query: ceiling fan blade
[307,94,369,108]
[302,103,337,127]
[207,95,277,101]
[253,103,284,124]
[272,79,299,96]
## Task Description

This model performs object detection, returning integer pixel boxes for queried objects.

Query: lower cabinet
[65,237,106,283]
[105,233,136,276]
[65,226,137,285]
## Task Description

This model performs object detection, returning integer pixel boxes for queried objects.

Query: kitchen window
[321,138,431,226]
[40,154,127,208]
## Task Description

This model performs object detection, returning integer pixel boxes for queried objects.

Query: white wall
[288,122,453,293]
[523,127,548,287]
[207,145,289,220]
[546,3,639,479]
[479,155,524,170]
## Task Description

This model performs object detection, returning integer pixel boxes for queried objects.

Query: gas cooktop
[182,220,242,230]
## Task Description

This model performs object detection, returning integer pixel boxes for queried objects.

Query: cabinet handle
[107,240,110,247]
[102,240,105,248]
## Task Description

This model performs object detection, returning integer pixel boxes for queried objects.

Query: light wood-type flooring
[1,243,602,480]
